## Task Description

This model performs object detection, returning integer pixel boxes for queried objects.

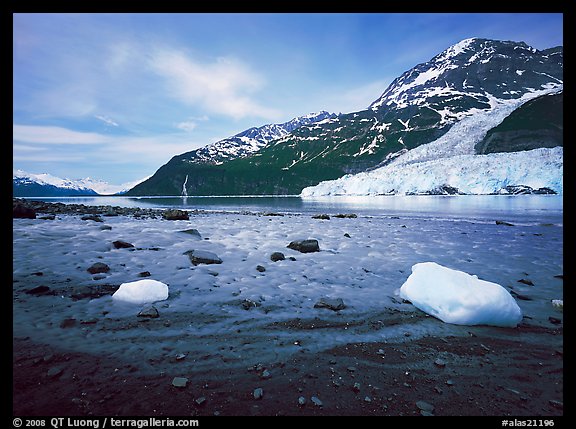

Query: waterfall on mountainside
[181,175,188,197]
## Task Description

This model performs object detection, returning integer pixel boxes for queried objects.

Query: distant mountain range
[127,37,562,196]
[12,170,147,197]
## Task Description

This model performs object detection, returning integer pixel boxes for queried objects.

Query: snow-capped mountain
[369,38,562,121]
[13,170,148,196]
[177,111,336,165]
[128,38,563,196]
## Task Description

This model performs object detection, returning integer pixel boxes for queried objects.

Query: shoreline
[13,198,563,416]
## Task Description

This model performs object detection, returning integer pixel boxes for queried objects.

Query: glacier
[302,88,563,197]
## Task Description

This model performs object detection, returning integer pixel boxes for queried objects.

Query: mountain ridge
[119,38,563,196]
[12,170,148,197]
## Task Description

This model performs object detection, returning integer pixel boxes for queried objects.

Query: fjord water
[28,194,563,224]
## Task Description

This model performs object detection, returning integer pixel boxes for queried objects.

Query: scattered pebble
[314,297,346,311]
[549,399,563,409]
[416,400,435,414]
[298,396,306,406]
[138,305,159,318]
[172,377,188,388]
[87,262,110,274]
[113,240,134,249]
[253,388,264,400]
[270,252,285,262]
[47,367,63,378]
[311,396,323,407]
[434,358,446,368]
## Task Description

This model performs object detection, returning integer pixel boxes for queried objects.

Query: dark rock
[60,318,77,328]
[533,187,556,195]
[100,225,112,231]
[427,185,463,195]
[13,203,36,219]
[270,252,286,262]
[138,305,159,318]
[183,250,222,265]
[163,209,189,220]
[344,233,351,238]
[138,271,152,277]
[510,290,533,301]
[495,220,514,226]
[517,278,534,286]
[241,299,261,310]
[87,262,110,274]
[81,214,103,222]
[113,240,134,249]
[38,214,56,220]
[548,316,561,325]
[314,297,346,311]
[287,239,320,253]
[26,285,51,295]
[256,265,266,273]
[334,213,358,218]
[179,228,202,238]
[312,214,330,220]
[70,284,118,300]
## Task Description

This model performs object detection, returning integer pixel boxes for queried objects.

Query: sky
[13,13,563,186]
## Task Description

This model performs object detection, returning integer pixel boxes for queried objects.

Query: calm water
[27,195,563,225]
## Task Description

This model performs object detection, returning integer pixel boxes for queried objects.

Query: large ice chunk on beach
[399,262,522,327]
[112,279,169,304]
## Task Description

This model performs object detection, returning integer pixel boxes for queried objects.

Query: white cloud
[95,115,119,127]
[149,49,281,120]
[12,124,205,167]
[175,115,209,133]
[13,125,112,145]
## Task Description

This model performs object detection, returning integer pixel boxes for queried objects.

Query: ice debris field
[13,209,563,372]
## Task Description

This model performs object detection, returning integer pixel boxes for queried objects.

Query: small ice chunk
[399,262,522,327]
[112,279,169,304]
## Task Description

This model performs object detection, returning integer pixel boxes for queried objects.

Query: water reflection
[24,195,562,224]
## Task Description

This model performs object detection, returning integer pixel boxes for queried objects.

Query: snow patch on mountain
[182,111,336,165]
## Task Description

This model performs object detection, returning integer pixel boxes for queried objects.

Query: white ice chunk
[399,262,522,327]
[112,279,169,304]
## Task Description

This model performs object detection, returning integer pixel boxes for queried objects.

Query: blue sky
[13,13,563,185]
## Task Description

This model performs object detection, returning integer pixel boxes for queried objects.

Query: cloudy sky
[13,13,563,185]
